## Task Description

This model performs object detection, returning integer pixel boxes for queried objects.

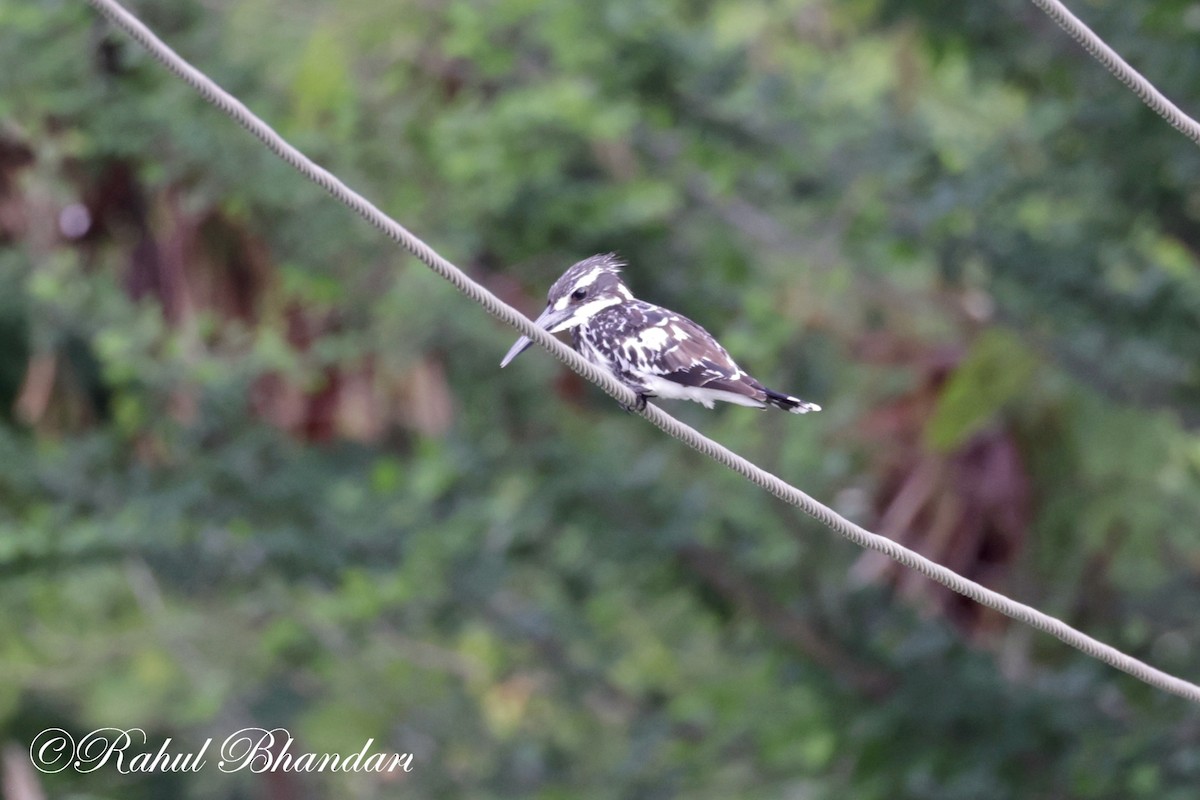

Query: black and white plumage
[500,254,821,414]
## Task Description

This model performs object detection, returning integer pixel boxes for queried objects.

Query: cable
[82,0,1200,704]
[1028,0,1200,147]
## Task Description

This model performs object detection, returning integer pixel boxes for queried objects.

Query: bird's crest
[547,253,627,303]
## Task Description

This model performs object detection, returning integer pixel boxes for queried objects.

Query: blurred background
[3,0,1200,797]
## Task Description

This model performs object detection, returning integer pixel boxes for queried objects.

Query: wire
[83,0,1200,704]
[1028,0,1200,147]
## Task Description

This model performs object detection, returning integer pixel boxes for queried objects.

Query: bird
[500,253,821,414]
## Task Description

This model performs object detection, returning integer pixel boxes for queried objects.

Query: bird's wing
[632,306,765,401]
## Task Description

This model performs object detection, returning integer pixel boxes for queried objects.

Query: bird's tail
[763,388,821,414]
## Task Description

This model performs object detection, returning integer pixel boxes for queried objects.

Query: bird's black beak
[500,304,575,367]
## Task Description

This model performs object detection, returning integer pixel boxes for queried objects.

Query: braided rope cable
[1028,0,1200,146]
[83,0,1200,703]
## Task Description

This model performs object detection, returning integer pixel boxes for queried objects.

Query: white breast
[638,375,767,409]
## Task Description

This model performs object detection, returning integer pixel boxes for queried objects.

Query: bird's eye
[571,288,587,301]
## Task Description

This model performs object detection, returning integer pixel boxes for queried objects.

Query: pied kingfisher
[500,254,821,414]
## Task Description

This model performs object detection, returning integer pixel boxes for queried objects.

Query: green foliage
[1,0,1199,798]
[925,329,1037,451]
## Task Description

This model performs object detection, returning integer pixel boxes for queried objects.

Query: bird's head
[500,253,632,367]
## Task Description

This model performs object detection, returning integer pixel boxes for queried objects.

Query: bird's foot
[621,393,650,414]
